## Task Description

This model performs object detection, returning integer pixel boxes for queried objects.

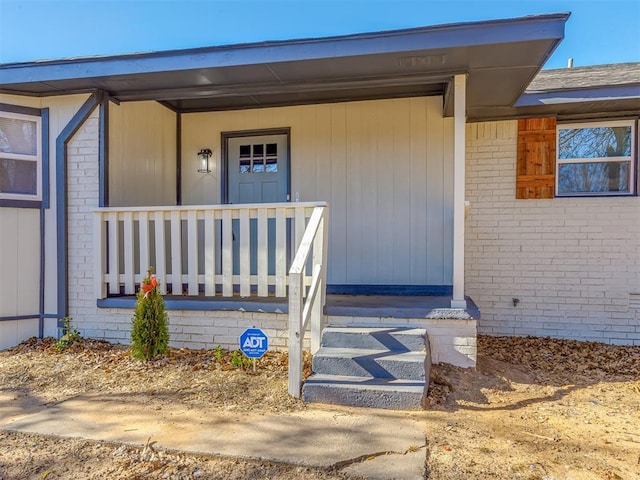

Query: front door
[227,133,289,204]
[226,132,290,279]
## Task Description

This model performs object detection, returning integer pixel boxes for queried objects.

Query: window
[556,120,636,196]
[239,142,278,174]
[0,109,43,202]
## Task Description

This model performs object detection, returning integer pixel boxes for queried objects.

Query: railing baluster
[107,212,120,294]
[222,210,233,296]
[204,210,215,296]
[295,206,306,253]
[257,208,268,297]
[154,211,167,294]
[170,210,182,295]
[187,210,198,296]
[139,211,150,283]
[275,207,286,297]
[123,211,134,294]
[239,208,251,297]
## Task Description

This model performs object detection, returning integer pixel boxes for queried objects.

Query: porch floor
[98,294,480,319]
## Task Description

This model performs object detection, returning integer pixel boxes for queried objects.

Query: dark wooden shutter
[516,117,556,199]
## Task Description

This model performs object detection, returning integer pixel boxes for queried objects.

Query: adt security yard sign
[240,328,268,359]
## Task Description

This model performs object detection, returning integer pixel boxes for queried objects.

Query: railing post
[318,208,329,351]
[288,271,304,398]
[310,209,325,354]
[93,212,106,299]
[187,210,198,295]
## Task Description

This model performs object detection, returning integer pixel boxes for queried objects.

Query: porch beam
[111,74,451,102]
[451,74,467,309]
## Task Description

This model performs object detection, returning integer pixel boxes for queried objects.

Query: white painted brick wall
[465,121,640,345]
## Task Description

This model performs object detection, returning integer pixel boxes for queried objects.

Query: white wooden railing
[94,202,327,299]
[288,205,329,398]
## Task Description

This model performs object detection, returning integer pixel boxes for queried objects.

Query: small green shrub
[213,345,225,361]
[130,268,169,361]
[230,350,252,369]
[55,316,82,351]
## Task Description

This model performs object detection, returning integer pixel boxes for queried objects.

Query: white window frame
[0,110,43,202]
[555,119,637,197]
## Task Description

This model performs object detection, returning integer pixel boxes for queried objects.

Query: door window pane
[265,157,278,173]
[252,144,264,156]
[239,145,251,157]
[252,160,265,173]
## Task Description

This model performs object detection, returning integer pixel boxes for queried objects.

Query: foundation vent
[630,293,640,309]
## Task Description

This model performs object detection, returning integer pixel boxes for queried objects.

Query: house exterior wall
[465,120,640,345]
[0,93,90,349]
[180,96,455,286]
[108,101,177,207]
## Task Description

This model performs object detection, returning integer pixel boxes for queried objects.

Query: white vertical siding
[108,101,177,207]
[179,97,454,286]
[0,208,40,349]
[0,208,39,316]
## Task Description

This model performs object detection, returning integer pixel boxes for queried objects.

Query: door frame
[220,127,291,204]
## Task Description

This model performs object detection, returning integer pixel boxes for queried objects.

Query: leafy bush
[55,316,82,351]
[231,349,253,369]
[130,268,169,361]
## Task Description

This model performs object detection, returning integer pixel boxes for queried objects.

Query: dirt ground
[0,335,639,480]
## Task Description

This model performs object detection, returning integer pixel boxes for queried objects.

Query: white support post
[310,213,325,354]
[452,74,467,309]
[288,271,304,398]
[93,213,106,299]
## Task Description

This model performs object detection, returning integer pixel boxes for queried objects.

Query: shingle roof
[527,62,640,92]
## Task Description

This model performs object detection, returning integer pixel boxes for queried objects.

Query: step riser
[321,330,426,352]
[313,355,426,381]
[303,384,426,410]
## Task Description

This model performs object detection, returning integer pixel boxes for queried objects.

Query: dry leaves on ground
[1,337,312,413]
[1,334,640,480]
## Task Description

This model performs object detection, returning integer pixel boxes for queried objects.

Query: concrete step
[321,327,428,352]
[312,347,427,381]
[302,374,427,410]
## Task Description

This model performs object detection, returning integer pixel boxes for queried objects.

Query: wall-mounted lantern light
[197,148,213,173]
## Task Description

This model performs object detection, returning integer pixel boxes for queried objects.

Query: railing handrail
[95,201,327,213]
[288,204,328,398]
[289,207,325,275]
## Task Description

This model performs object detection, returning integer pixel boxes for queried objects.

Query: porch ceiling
[0,13,569,119]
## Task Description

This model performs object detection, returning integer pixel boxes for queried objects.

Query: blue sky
[0,0,638,69]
